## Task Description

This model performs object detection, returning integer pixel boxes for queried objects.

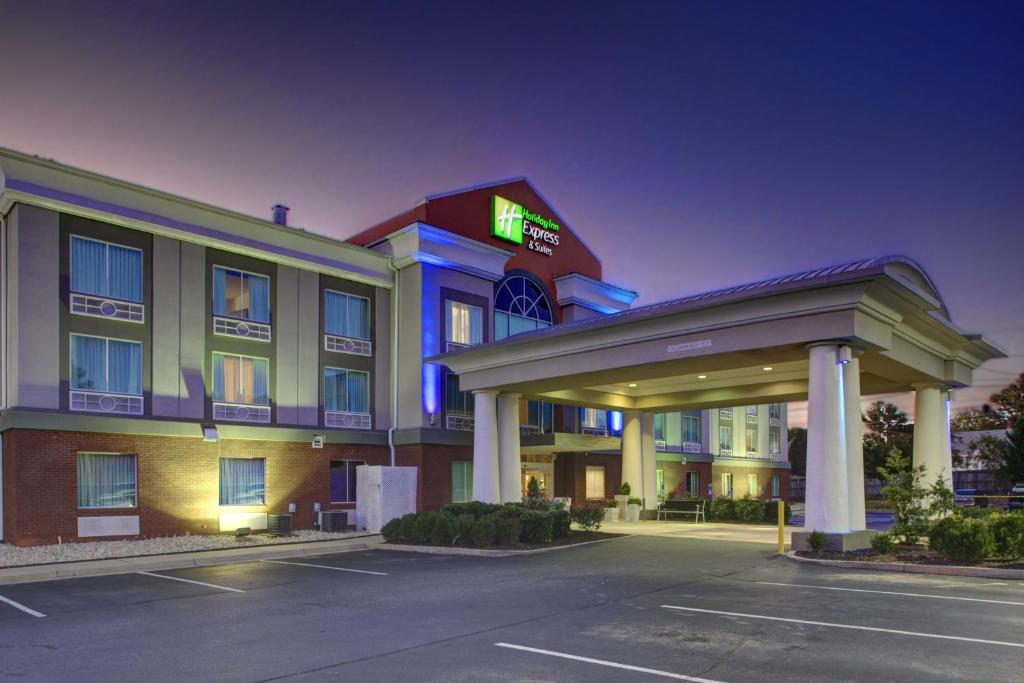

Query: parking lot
[1,534,1022,682]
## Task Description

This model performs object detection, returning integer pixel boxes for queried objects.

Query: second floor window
[581,407,606,430]
[213,267,270,323]
[71,334,142,395]
[770,430,781,455]
[769,403,782,419]
[445,300,483,346]
[445,373,473,414]
[719,425,732,451]
[682,415,701,443]
[324,367,369,414]
[71,236,143,302]
[213,353,269,405]
[325,290,370,339]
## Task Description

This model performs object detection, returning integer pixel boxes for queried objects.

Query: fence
[789,471,1004,501]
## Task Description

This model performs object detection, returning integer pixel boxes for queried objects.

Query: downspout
[387,259,399,467]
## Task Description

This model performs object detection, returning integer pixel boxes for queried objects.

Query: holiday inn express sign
[491,194,560,256]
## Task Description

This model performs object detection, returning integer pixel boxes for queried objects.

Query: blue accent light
[609,410,623,434]
[422,300,440,416]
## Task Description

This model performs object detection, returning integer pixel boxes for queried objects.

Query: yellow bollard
[777,499,785,554]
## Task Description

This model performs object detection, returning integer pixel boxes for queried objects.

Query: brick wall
[395,443,472,511]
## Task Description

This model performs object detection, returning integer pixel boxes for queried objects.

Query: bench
[656,499,706,523]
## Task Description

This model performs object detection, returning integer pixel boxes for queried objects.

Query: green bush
[957,506,997,520]
[412,511,438,543]
[495,516,523,546]
[430,512,457,546]
[551,509,571,538]
[928,516,995,563]
[735,497,764,523]
[989,513,1024,560]
[470,514,498,547]
[618,482,631,496]
[870,532,896,554]
[709,498,736,521]
[606,499,618,508]
[521,510,555,544]
[441,501,502,519]
[453,513,476,544]
[763,501,793,524]
[807,530,828,553]
[571,503,605,532]
[381,517,403,542]
[399,512,418,541]
[496,502,526,519]
[627,497,643,506]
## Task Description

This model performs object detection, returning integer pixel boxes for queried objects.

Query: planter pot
[625,504,642,522]
[614,494,630,517]
[603,507,619,523]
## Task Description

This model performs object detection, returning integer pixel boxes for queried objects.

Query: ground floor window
[686,471,700,497]
[330,460,364,503]
[747,473,758,497]
[656,469,665,499]
[771,473,781,498]
[585,465,606,499]
[219,458,266,505]
[77,453,137,508]
[682,414,701,444]
[451,461,473,502]
[721,472,733,497]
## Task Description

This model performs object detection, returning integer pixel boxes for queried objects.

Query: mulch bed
[796,544,1024,570]
[386,530,626,551]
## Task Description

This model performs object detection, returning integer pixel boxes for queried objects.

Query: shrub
[524,476,548,509]
[495,516,523,546]
[709,498,736,521]
[618,482,631,496]
[430,512,457,546]
[496,502,526,519]
[958,506,997,520]
[412,511,438,543]
[928,516,995,563]
[441,501,502,519]
[521,510,555,544]
[606,499,618,508]
[627,497,643,506]
[763,501,793,524]
[399,512,418,541]
[571,503,605,532]
[381,517,402,542]
[878,449,929,544]
[988,513,1024,560]
[807,530,828,553]
[470,514,498,547]
[735,497,764,523]
[453,513,476,545]
[870,532,896,554]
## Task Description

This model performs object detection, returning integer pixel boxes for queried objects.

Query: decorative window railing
[446,412,474,431]
[445,341,470,353]
[69,390,143,415]
[213,402,271,423]
[746,413,758,424]
[581,426,610,436]
[213,316,271,342]
[769,417,782,428]
[325,410,371,430]
[325,334,372,356]
[70,293,144,324]
[719,408,733,419]
[719,448,733,456]
[683,442,702,454]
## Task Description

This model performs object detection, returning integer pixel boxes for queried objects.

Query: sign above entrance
[490,194,560,256]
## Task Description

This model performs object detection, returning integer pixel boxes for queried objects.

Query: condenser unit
[319,510,350,533]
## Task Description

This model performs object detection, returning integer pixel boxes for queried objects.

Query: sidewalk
[0,534,382,586]
[599,519,797,545]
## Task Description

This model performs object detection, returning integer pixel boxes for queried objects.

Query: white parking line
[755,581,1024,606]
[494,643,728,682]
[136,571,245,593]
[261,559,387,576]
[0,594,46,618]
[661,605,1024,649]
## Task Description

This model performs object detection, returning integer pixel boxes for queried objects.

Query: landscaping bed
[387,530,624,552]
[796,543,1024,570]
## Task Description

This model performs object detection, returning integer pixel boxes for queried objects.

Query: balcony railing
[657,440,704,454]
[581,426,610,436]
[769,417,782,427]
[213,316,271,342]
[746,414,758,424]
[445,341,470,352]
[325,410,371,430]
[719,408,732,419]
[70,293,144,324]
[213,402,271,423]
[446,412,474,431]
[70,390,143,415]
[683,442,702,454]
[325,334,372,356]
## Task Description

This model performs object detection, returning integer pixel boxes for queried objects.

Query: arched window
[494,274,553,340]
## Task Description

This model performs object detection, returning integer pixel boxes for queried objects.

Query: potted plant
[603,499,619,523]
[625,497,643,522]
[615,482,631,518]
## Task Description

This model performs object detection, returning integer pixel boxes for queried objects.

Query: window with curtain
[325,290,370,339]
[771,474,781,498]
[746,405,758,416]
[581,407,606,430]
[721,472,733,497]
[686,471,700,496]
[324,367,369,413]
[654,413,666,442]
[769,430,781,455]
[445,373,473,414]
[746,428,758,454]
[682,415,701,444]
[451,461,473,503]
[70,334,142,395]
[212,353,269,405]
[769,403,781,419]
[70,236,143,302]
[330,460,365,503]
[494,275,552,340]
[213,266,270,323]
[747,473,759,497]
[445,300,483,345]
[719,425,732,451]
[219,458,266,505]
[585,466,606,499]
[77,453,137,508]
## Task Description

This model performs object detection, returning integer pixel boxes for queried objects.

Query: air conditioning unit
[319,510,349,532]
[267,514,293,536]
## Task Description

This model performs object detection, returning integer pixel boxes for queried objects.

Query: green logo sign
[491,195,524,244]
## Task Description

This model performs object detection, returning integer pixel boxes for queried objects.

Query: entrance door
[522,465,553,497]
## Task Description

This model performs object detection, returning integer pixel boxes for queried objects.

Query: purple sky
[2,0,1021,424]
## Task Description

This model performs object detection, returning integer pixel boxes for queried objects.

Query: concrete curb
[784,550,1024,580]
[378,535,629,557]
[0,535,383,586]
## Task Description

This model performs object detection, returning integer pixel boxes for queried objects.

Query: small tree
[878,448,929,544]
[862,401,914,479]
[524,475,547,510]
[927,473,958,520]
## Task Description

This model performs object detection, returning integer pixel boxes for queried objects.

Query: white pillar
[843,354,865,531]
[913,382,952,489]
[497,393,522,503]
[640,412,658,510]
[805,343,850,533]
[472,390,501,503]
[621,410,642,497]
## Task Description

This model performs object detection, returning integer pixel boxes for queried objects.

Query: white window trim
[69,333,144,396]
[218,457,267,507]
[212,351,271,406]
[445,299,483,346]
[212,264,272,322]
[323,366,370,414]
[76,452,138,509]
[324,288,371,340]
[69,234,144,303]
[585,465,606,500]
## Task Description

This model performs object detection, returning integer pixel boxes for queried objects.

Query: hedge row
[704,497,792,524]
[926,511,1024,564]
[381,502,572,547]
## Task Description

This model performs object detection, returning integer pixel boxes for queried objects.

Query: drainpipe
[387,259,399,467]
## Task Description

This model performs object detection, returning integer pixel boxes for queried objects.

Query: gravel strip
[0,530,368,568]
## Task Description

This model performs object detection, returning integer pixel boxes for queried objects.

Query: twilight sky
[2,0,1021,425]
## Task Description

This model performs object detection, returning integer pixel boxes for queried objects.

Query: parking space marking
[136,571,245,593]
[0,594,46,618]
[494,643,728,682]
[261,559,388,576]
[755,581,1024,606]
[661,605,1024,649]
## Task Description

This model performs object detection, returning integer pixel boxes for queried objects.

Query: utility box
[355,465,417,533]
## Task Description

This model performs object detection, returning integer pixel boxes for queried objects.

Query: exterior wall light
[628,383,638,387]
[762,367,773,371]
[698,374,707,379]
[201,424,219,442]
[837,346,853,365]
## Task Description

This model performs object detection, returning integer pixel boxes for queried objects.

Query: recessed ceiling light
[763,366,773,371]
[697,375,707,379]
[628,383,638,387]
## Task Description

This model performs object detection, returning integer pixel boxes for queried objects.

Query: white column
[640,412,658,509]
[843,354,865,531]
[497,393,522,503]
[805,343,850,533]
[621,410,642,496]
[913,382,952,489]
[472,390,501,503]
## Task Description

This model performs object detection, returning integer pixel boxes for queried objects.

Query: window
[71,334,142,395]
[445,300,483,346]
[77,454,136,508]
[523,400,554,432]
[769,403,781,419]
[451,461,473,503]
[585,466,606,499]
[654,413,666,442]
[746,406,758,416]
[581,408,606,430]
[325,290,370,339]
[747,473,759,497]
[330,460,364,503]
[746,427,758,454]
[686,471,701,497]
[682,415,701,444]
[656,469,665,499]
[213,353,269,405]
[719,425,732,452]
[71,236,143,302]
[219,458,266,506]
[721,472,733,497]
[213,266,270,323]
[769,430,781,455]
[771,474,781,498]
[494,275,552,340]
[445,373,473,414]
[324,367,369,413]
